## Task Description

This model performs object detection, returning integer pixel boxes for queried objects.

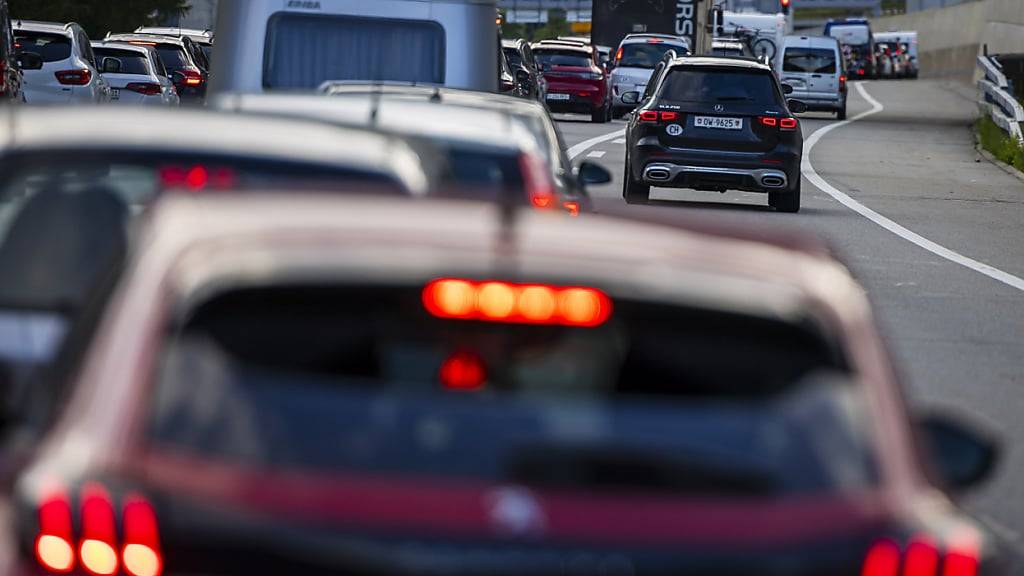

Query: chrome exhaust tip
[645,168,672,182]
[761,176,785,188]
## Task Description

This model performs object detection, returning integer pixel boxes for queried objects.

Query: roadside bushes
[976,115,1024,172]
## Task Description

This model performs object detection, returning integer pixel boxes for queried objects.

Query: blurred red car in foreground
[0,194,1009,576]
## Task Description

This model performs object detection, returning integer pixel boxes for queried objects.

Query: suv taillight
[519,152,557,210]
[861,533,980,576]
[639,111,678,123]
[55,69,92,86]
[759,116,798,131]
[176,69,203,87]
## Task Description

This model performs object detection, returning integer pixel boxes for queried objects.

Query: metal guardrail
[978,53,1024,143]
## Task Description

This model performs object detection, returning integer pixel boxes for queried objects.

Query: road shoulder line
[568,128,625,159]
[802,83,1024,293]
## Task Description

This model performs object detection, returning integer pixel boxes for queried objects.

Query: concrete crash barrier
[874,0,1024,82]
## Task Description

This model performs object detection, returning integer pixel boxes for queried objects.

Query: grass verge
[976,115,1024,172]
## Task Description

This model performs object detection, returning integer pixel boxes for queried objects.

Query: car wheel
[592,103,610,124]
[622,153,650,204]
[837,102,847,120]
[611,106,627,120]
[769,179,801,213]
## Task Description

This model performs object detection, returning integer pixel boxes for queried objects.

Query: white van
[780,35,847,119]
[209,0,499,97]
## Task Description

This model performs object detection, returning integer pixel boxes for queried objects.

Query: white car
[91,41,179,106]
[610,34,689,117]
[12,20,110,104]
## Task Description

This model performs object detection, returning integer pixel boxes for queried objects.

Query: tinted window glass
[14,31,71,62]
[503,48,523,68]
[618,43,685,69]
[783,48,837,74]
[148,284,871,497]
[93,48,151,75]
[659,68,779,105]
[534,49,590,68]
[155,45,188,69]
[200,44,212,64]
[264,13,445,90]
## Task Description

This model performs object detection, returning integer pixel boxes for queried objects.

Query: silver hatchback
[780,35,847,120]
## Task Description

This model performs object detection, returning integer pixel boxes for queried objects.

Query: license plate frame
[694,116,743,130]
[546,93,570,101]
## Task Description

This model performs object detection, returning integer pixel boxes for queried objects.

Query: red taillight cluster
[840,74,848,91]
[759,116,799,131]
[55,69,92,86]
[562,200,580,216]
[179,69,203,87]
[639,111,679,123]
[862,535,979,576]
[35,486,162,576]
[518,153,557,211]
[125,83,162,96]
[423,279,613,327]
[159,165,236,192]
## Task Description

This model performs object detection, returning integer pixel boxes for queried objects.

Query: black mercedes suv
[623,56,807,212]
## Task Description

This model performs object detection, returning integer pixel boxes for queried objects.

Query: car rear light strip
[423,279,612,327]
[55,69,92,86]
[759,116,798,131]
[125,83,162,96]
[639,111,679,123]
[34,485,162,576]
[861,535,980,576]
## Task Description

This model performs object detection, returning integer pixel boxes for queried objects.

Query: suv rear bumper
[632,140,800,193]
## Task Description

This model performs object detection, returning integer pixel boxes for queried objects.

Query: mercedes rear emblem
[714,104,724,112]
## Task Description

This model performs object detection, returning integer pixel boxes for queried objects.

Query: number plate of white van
[694,116,742,130]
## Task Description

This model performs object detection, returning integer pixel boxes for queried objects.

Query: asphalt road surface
[555,79,1024,540]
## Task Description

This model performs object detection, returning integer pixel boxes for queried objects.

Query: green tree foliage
[10,0,191,39]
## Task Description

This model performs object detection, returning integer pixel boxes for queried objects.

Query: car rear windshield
[827,25,870,46]
[13,31,71,62]
[148,283,875,498]
[783,48,837,74]
[659,67,780,105]
[93,48,151,75]
[534,49,591,68]
[154,45,189,69]
[264,13,445,90]
[618,42,685,69]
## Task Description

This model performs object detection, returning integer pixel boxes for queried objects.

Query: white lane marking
[568,128,625,159]
[803,82,1024,293]
[612,138,627,144]
[586,150,607,159]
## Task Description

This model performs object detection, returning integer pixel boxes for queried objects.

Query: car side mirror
[15,51,43,71]
[100,57,122,74]
[918,412,998,492]
[622,91,640,105]
[577,161,612,186]
[781,83,794,95]
[786,99,808,114]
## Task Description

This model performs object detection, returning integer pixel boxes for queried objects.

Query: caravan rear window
[263,12,446,89]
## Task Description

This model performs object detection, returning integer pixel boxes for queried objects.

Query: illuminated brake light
[615,47,623,62]
[55,69,91,86]
[440,351,486,391]
[128,41,157,46]
[160,165,236,192]
[659,111,679,121]
[840,74,847,90]
[519,153,556,210]
[780,117,798,130]
[79,484,118,576]
[904,537,940,576]
[759,116,778,127]
[646,38,663,44]
[862,540,900,576]
[125,82,161,96]
[562,200,580,216]
[36,489,75,573]
[423,279,612,327]
[639,110,659,122]
[943,527,981,576]
[122,495,162,576]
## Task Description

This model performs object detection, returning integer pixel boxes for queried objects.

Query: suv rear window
[618,42,685,69]
[14,31,71,62]
[154,45,189,69]
[534,49,591,68]
[264,13,445,90]
[659,67,780,105]
[93,48,151,75]
[783,48,837,74]
[148,284,873,497]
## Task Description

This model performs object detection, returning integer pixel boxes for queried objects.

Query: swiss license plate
[695,116,742,130]
[546,93,570,101]
[110,88,120,100]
